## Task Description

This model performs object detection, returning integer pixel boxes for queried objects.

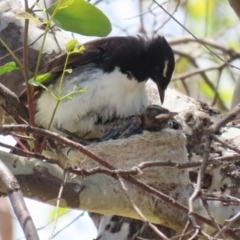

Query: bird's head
[141,105,178,131]
[146,36,175,104]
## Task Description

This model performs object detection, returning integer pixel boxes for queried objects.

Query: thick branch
[0,159,39,240]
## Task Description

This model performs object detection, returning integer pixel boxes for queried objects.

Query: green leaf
[29,76,57,99]
[28,134,35,151]
[72,45,85,53]
[29,77,50,89]
[15,12,42,24]
[66,96,73,100]
[0,62,16,76]
[28,73,53,86]
[66,39,78,52]
[47,0,111,36]
[78,45,85,52]
[65,68,72,73]
[28,78,43,87]
[73,84,80,91]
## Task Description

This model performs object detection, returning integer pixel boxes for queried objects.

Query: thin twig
[203,192,240,205]
[117,176,169,240]
[49,168,69,239]
[172,62,228,81]
[187,228,199,240]
[211,154,240,163]
[52,212,85,238]
[214,211,240,238]
[180,220,191,240]
[71,160,203,177]
[169,36,240,57]
[0,142,59,165]
[154,0,181,34]
[200,197,222,234]
[16,210,73,240]
[188,131,212,230]
[171,229,195,240]
[211,104,240,132]
[211,134,240,155]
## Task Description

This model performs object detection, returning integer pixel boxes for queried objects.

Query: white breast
[35,66,149,135]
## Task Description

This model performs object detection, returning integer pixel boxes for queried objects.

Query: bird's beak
[159,89,165,104]
[156,83,165,104]
[155,112,178,120]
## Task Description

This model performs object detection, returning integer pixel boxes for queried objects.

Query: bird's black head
[146,36,175,103]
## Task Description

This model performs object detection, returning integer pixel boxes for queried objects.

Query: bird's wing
[19,38,110,102]
[19,37,128,103]
[39,41,106,74]
[39,36,136,75]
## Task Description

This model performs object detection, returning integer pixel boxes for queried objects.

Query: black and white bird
[34,36,175,138]
[33,36,175,240]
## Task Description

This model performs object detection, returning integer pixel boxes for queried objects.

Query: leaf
[28,141,34,151]
[0,62,16,76]
[28,79,43,87]
[15,12,42,24]
[73,85,87,92]
[29,76,57,100]
[47,0,111,36]
[65,69,72,73]
[28,73,53,86]
[72,45,85,53]
[73,84,81,91]
[66,96,73,100]
[66,39,78,52]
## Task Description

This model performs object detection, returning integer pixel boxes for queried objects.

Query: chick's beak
[155,111,178,120]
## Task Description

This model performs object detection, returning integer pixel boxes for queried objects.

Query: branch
[229,0,240,19]
[0,159,39,240]
[0,83,29,124]
[211,103,240,132]
[169,36,240,57]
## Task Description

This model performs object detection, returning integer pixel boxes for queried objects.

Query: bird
[33,36,175,240]
[34,36,175,138]
[139,104,179,132]
[64,104,179,144]
[99,104,179,141]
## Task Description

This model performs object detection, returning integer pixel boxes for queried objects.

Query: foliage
[47,0,111,36]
